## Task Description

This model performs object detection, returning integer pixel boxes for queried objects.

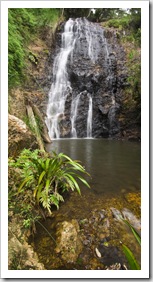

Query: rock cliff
[46,18,140,140]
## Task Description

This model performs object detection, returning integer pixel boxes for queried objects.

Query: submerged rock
[110,207,123,221]
[55,219,83,263]
[122,208,141,231]
[98,244,126,267]
[106,263,128,270]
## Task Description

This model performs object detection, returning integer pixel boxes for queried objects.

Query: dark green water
[46,139,141,195]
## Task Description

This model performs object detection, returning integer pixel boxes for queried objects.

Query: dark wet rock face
[46,18,128,139]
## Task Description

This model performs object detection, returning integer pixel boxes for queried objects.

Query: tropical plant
[121,219,141,270]
[9,149,90,215]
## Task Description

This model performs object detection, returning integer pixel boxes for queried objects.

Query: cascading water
[46,17,119,139]
[71,93,82,138]
[46,18,101,139]
[87,94,93,138]
[46,19,76,139]
[84,18,100,63]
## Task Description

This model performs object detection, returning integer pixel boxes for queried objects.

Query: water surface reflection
[46,139,141,195]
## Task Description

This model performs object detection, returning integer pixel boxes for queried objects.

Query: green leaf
[38,170,46,185]
[50,194,59,209]
[68,161,86,173]
[122,243,140,270]
[77,175,90,188]
[123,219,141,245]
[65,174,81,195]
[18,175,33,193]
[55,192,64,202]
[131,227,141,245]
[38,159,45,170]
[10,148,90,214]
[36,183,44,202]
[33,185,38,198]
[45,158,50,170]
[45,179,50,195]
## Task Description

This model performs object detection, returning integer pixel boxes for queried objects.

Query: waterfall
[46,19,76,138]
[46,18,103,139]
[87,95,93,138]
[84,18,100,63]
[71,93,81,138]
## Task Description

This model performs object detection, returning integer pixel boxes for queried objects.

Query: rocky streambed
[29,191,141,270]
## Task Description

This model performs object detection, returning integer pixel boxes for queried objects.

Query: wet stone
[55,219,83,263]
[98,244,126,267]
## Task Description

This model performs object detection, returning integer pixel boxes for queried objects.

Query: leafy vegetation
[63,8,90,20]
[127,60,141,119]
[105,9,141,47]
[8,8,61,88]
[121,219,141,270]
[122,243,140,270]
[9,149,90,215]
[100,8,141,123]
[8,8,141,90]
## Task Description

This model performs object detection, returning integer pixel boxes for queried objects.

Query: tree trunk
[32,104,51,143]
[26,105,45,151]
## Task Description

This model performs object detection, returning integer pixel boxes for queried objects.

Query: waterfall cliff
[46,18,127,139]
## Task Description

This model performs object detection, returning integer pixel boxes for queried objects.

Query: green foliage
[64,8,90,20]
[8,184,40,234]
[8,9,36,87]
[9,149,90,215]
[28,52,38,65]
[23,113,43,136]
[123,219,141,245]
[8,8,60,88]
[89,8,125,22]
[121,219,141,270]
[28,8,60,27]
[129,8,141,31]
[106,17,130,29]
[126,51,141,123]
[105,9,141,47]
[122,243,140,270]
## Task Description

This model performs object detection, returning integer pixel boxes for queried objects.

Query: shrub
[9,149,90,215]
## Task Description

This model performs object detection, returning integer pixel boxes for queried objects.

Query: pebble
[95,248,102,258]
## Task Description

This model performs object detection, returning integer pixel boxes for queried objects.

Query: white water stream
[87,94,93,138]
[71,93,82,138]
[46,18,110,139]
